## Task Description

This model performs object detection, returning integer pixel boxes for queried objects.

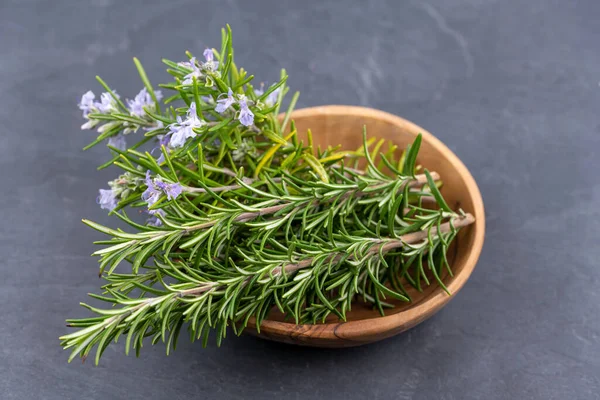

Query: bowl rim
[251,105,485,342]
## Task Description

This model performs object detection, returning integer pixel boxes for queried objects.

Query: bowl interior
[252,105,484,337]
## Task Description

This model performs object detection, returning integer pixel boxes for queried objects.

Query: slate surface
[1,0,599,399]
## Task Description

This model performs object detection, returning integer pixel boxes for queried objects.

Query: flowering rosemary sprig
[61,25,475,364]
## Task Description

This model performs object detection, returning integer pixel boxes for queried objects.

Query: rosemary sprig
[64,25,475,364]
[61,212,472,363]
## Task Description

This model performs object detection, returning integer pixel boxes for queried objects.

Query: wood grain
[244,105,486,347]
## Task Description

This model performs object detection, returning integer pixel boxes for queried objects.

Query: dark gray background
[1,0,599,399]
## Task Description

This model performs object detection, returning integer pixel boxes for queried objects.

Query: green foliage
[62,25,474,364]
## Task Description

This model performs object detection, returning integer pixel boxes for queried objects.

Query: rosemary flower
[78,90,96,117]
[147,209,166,227]
[168,102,205,148]
[156,180,183,200]
[167,116,192,148]
[142,171,183,207]
[215,88,253,125]
[79,91,100,129]
[215,88,235,113]
[141,171,162,206]
[265,87,280,107]
[96,188,117,211]
[202,48,219,72]
[127,88,163,117]
[107,134,127,151]
[181,57,202,85]
[96,92,119,113]
[238,98,254,126]
[255,84,280,107]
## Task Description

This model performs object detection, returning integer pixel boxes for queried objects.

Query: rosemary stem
[276,212,475,275]
[184,172,439,232]
[183,177,282,193]
[181,212,472,312]
[98,213,474,314]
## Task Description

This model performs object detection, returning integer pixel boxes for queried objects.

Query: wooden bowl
[245,105,485,347]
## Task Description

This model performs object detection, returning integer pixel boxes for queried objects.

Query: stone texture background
[1,0,599,398]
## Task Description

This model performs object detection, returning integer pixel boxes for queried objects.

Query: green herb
[63,25,474,364]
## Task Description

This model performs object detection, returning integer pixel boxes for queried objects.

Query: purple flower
[238,98,254,127]
[186,103,205,129]
[254,84,264,97]
[168,103,205,148]
[158,134,170,147]
[97,188,117,211]
[168,117,195,148]
[141,171,162,206]
[147,209,166,227]
[202,48,219,72]
[107,134,127,151]
[142,171,184,208]
[181,57,203,85]
[186,101,199,119]
[162,182,183,200]
[78,90,96,117]
[215,88,235,113]
[182,69,202,85]
[96,92,119,113]
[203,48,214,62]
[127,88,163,117]
[215,88,254,126]
[254,84,280,107]
[265,87,280,107]
[178,58,195,69]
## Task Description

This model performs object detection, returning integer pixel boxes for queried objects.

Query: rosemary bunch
[62,25,474,364]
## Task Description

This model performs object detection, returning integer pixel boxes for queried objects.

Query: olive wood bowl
[245,105,485,347]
